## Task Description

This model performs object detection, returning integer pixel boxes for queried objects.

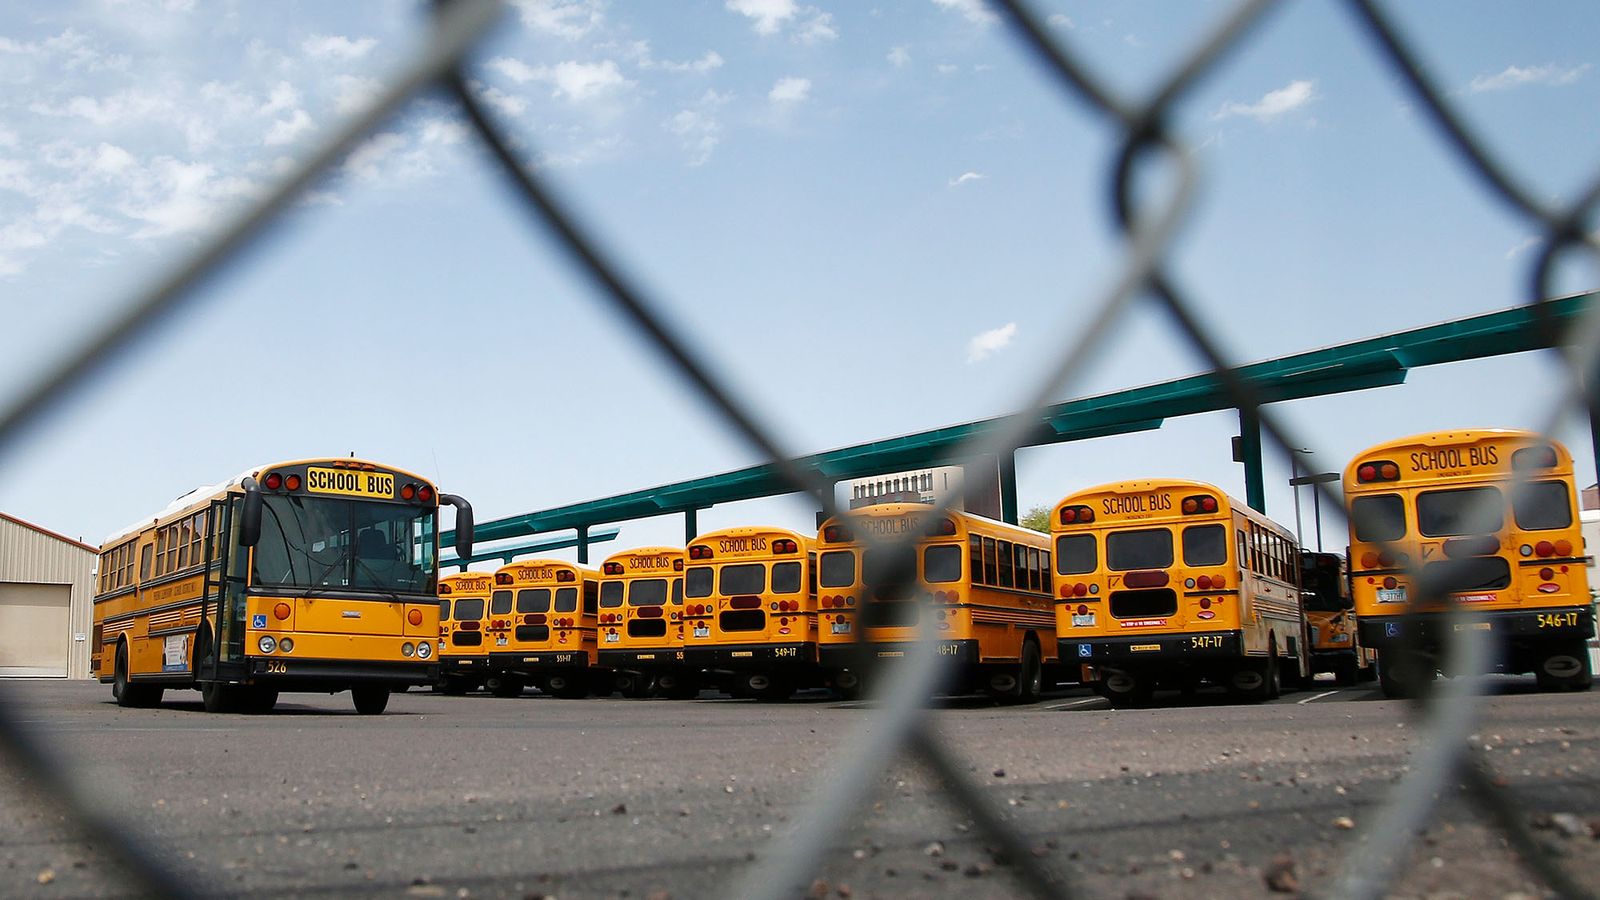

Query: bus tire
[547,674,588,699]
[1017,639,1044,704]
[113,642,163,710]
[659,673,700,700]
[741,672,795,702]
[618,673,653,699]
[1226,654,1277,703]
[436,675,470,696]
[1333,656,1360,686]
[1100,669,1152,708]
[1376,649,1433,699]
[242,687,279,714]
[490,676,525,698]
[201,680,238,713]
[351,686,390,715]
[831,670,863,701]
[1534,640,1593,692]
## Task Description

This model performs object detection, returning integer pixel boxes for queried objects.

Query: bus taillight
[1058,506,1094,524]
[773,539,799,554]
[603,562,624,575]
[557,570,575,582]
[689,545,712,559]
[401,483,416,501]
[495,573,512,585]
[418,485,434,502]
[1181,495,1217,515]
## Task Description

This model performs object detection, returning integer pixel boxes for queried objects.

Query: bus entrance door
[201,496,248,681]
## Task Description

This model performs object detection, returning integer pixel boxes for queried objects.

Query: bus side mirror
[240,480,263,548]
[442,494,474,560]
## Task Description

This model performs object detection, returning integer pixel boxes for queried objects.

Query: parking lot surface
[1,679,1597,898]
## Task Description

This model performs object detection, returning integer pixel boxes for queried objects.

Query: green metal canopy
[445,292,1594,550]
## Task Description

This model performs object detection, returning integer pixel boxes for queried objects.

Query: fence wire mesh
[2,0,1598,896]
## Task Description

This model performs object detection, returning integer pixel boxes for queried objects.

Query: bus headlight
[417,641,432,659]
[258,635,277,654]
[279,637,294,653]
[401,642,416,658]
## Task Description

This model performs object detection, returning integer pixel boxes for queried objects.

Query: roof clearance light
[439,584,453,596]
[400,484,417,501]
[773,539,798,554]
[418,485,434,502]
[1358,460,1400,483]
[495,573,512,585]
[263,472,283,491]
[1200,496,1217,513]
[557,570,575,582]
[823,525,853,543]
[603,562,624,575]
[689,545,711,560]
[284,474,302,491]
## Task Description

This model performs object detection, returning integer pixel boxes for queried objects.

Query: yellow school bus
[437,572,492,694]
[1298,552,1375,685]
[815,504,1057,703]
[1053,480,1308,707]
[93,458,473,714]
[1344,429,1594,697]
[485,559,604,698]
[595,547,693,698]
[681,527,819,700]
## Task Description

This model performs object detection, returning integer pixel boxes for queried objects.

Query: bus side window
[1237,530,1249,573]
[982,537,998,586]
[808,553,818,597]
[140,544,153,583]
[997,540,1014,588]
[583,581,598,616]
[969,536,984,587]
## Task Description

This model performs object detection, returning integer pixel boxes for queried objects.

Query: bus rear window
[628,579,669,606]
[719,563,765,596]
[685,566,713,598]
[1351,494,1406,542]
[820,551,856,588]
[772,561,802,594]
[1417,487,1504,537]
[439,599,451,621]
[1182,524,1227,567]
[491,590,512,615]
[554,587,578,613]
[599,581,623,608]
[517,589,551,614]
[1106,529,1173,571]
[1514,481,1573,531]
[1055,534,1096,575]
[923,545,961,583]
[453,597,484,620]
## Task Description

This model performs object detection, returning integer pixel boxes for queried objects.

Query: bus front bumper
[1061,630,1243,664]
[683,642,817,668]
[1358,606,1595,650]
[246,657,435,690]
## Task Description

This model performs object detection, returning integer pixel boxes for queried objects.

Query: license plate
[830,622,851,635]
[1376,588,1407,603]
[1071,613,1096,627]
[496,635,508,646]
[604,632,619,643]
[693,626,710,638]
[305,467,396,499]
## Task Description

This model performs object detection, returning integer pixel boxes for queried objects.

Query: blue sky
[2,0,1597,563]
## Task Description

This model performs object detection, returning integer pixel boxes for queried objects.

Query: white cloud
[486,57,632,101]
[966,322,1016,363]
[888,46,910,68]
[931,0,997,27]
[667,90,732,166]
[259,81,299,116]
[301,34,377,61]
[1505,235,1541,260]
[471,81,528,118]
[636,46,724,74]
[1469,63,1590,93]
[1047,13,1073,28]
[342,132,408,181]
[512,0,605,40]
[768,76,811,104]
[948,171,985,187]
[728,0,797,35]
[797,11,838,44]
[1213,79,1315,122]
[263,108,313,146]
[937,63,958,75]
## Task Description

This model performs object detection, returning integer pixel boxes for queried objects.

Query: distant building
[842,461,1003,520]
[0,512,97,679]
[1583,483,1598,511]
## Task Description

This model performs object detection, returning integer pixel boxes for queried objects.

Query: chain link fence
[2,1,1598,896]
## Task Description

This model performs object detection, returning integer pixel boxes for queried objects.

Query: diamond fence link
[0,0,1597,896]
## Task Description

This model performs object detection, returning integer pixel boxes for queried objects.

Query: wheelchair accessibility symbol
[252,614,267,629]
[1078,644,1092,658]
[1385,622,1400,638]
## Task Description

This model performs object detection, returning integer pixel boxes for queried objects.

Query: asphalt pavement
[1,677,1596,898]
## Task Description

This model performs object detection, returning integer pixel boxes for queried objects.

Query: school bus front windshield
[252,495,436,594]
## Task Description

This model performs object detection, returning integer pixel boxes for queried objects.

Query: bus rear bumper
[1358,606,1595,651]
[491,650,594,671]
[683,642,817,667]
[818,639,980,669]
[440,655,490,675]
[598,649,685,670]
[1061,630,1243,664]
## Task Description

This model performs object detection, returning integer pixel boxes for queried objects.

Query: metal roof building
[0,512,96,679]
